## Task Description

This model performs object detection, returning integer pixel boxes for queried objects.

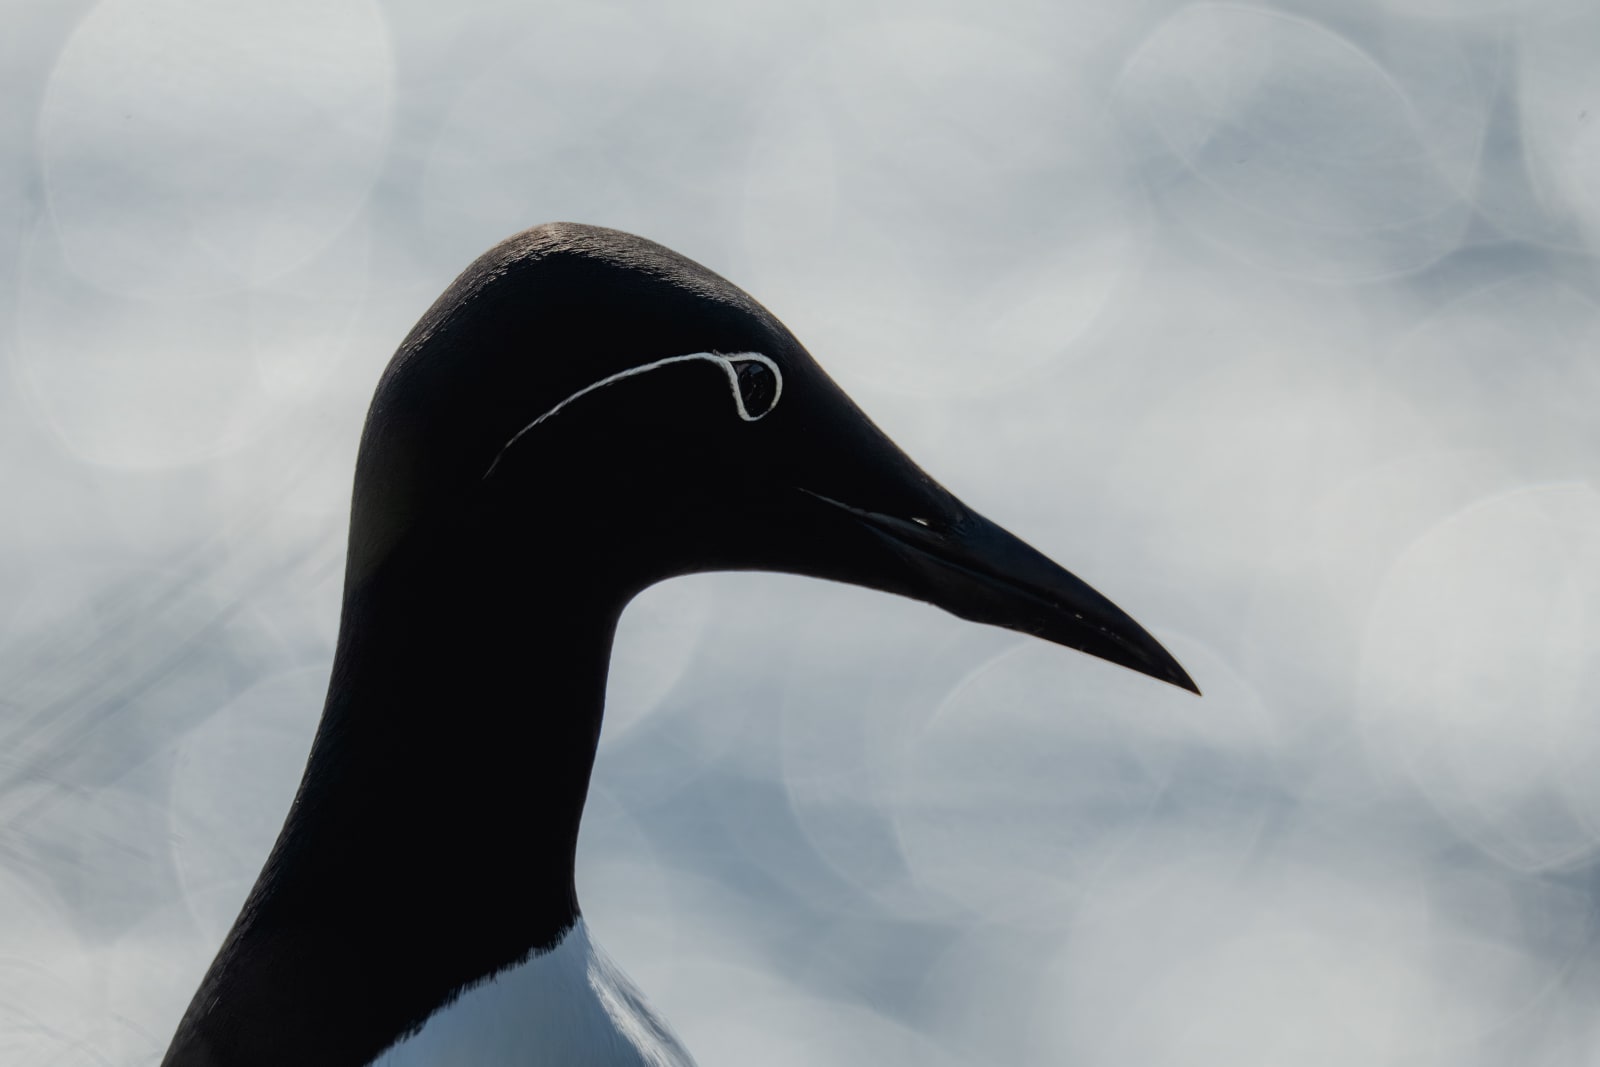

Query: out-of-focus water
[4,1,1599,1063]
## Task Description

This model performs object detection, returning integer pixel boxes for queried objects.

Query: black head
[349,222,1196,691]
[161,223,1196,1067]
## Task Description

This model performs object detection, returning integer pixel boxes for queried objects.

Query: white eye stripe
[483,351,782,480]
[720,350,787,422]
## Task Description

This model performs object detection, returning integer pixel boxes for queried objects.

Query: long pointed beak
[802,490,1199,694]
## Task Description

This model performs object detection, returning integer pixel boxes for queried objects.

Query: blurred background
[4,0,1600,1063]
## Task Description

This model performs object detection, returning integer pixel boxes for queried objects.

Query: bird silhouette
[161,222,1196,1067]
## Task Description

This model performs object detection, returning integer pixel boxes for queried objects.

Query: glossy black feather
[162,223,1193,1067]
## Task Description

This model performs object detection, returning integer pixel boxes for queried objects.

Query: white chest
[368,919,696,1066]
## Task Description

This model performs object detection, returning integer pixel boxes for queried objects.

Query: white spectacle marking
[484,351,782,479]
[369,918,696,1067]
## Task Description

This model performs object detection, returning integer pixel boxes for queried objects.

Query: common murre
[160,222,1196,1067]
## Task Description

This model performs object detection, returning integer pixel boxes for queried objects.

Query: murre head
[161,222,1197,1067]
[351,222,1196,692]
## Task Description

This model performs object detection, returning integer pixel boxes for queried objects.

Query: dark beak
[802,490,1199,694]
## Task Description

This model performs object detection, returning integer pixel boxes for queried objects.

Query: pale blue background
[4,1,1600,1064]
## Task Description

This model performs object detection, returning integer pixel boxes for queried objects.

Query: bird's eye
[735,359,778,418]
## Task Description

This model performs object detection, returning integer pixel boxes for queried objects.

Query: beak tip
[1066,628,1200,696]
[1101,625,1198,695]
[1146,646,1201,696]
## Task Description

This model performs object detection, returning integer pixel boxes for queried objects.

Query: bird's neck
[165,520,629,1067]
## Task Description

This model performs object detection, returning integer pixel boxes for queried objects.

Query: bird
[159,222,1197,1067]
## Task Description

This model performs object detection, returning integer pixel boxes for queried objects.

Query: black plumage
[162,223,1194,1067]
